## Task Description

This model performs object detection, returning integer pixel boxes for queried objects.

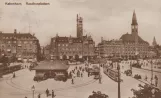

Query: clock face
[132,26,135,29]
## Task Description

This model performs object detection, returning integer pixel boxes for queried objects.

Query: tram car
[3,64,21,75]
[103,65,122,82]
[88,64,100,76]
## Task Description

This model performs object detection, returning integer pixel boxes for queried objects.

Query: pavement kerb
[121,72,161,91]
[132,67,161,73]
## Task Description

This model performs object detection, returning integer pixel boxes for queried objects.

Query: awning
[29,59,33,61]
[18,44,22,47]
[18,58,22,60]
[7,49,11,51]
[36,73,45,77]
[79,55,82,58]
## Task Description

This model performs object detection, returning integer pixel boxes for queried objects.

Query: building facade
[50,14,95,60]
[98,39,124,57]
[98,11,149,59]
[0,29,40,62]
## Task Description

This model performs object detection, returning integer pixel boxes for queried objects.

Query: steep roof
[120,33,148,44]
[53,36,94,43]
[0,32,37,39]
[131,10,138,25]
[33,60,69,70]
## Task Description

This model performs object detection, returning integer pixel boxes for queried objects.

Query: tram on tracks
[3,64,22,75]
[88,64,100,76]
[103,65,122,82]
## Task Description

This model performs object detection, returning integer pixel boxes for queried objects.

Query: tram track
[4,76,97,96]
[5,77,31,92]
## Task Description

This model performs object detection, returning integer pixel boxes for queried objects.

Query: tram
[3,64,21,75]
[103,65,122,82]
[88,64,100,76]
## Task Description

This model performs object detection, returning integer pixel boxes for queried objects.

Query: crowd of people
[68,65,87,84]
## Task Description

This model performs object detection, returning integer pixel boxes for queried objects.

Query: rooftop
[120,33,149,44]
[33,60,69,71]
[0,32,37,39]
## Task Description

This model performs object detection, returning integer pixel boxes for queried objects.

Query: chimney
[56,33,58,37]
[14,29,17,34]
[101,37,103,42]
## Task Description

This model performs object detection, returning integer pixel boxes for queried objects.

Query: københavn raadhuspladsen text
[5,0,50,5]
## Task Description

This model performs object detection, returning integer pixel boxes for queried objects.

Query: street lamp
[111,57,122,98]
[150,59,153,85]
[31,85,35,98]
[98,56,101,84]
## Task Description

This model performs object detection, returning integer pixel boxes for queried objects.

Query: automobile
[134,74,142,79]
[54,75,67,82]
[94,75,100,79]
[124,70,132,76]
[33,76,47,81]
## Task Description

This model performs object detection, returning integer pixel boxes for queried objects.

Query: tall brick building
[50,14,95,60]
[98,11,149,59]
[0,29,41,62]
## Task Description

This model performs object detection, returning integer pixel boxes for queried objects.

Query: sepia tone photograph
[0,0,161,98]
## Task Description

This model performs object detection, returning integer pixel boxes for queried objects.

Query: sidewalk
[141,67,161,73]
[121,68,160,90]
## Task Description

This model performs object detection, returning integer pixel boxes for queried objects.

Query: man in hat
[52,90,55,98]
[38,93,41,98]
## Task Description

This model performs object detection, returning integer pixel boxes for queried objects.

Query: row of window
[1,40,36,44]
[57,43,94,47]
[53,52,94,55]
[3,37,35,40]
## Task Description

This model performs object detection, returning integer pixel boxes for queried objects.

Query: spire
[131,10,138,25]
[152,36,157,46]
[77,14,78,21]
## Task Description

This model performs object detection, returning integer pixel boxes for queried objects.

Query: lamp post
[151,59,153,85]
[31,85,35,98]
[117,62,121,98]
[112,57,122,98]
[98,56,101,84]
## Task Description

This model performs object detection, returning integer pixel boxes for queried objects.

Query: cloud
[0,0,161,46]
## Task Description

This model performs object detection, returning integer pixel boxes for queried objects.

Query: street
[132,67,161,89]
[0,62,150,98]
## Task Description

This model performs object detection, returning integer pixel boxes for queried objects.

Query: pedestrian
[38,93,41,98]
[99,74,102,84]
[145,75,148,81]
[13,72,15,78]
[46,88,49,97]
[154,75,158,87]
[71,78,74,84]
[52,90,55,98]
[88,72,90,77]
[81,73,83,77]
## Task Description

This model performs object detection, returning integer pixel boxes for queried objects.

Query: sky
[0,0,161,46]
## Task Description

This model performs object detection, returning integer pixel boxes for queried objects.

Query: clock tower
[131,10,139,55]
[131,10,138,36]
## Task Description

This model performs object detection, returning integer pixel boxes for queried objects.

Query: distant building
[50,14,95,60]
[98,39,124,58]
[94,46,99,57]
[150,37,161,57]
[0,63,4,78]
[44,45,50,60]
[0,29,40,62]
[152,36,157,47]
[98,11,149,59]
